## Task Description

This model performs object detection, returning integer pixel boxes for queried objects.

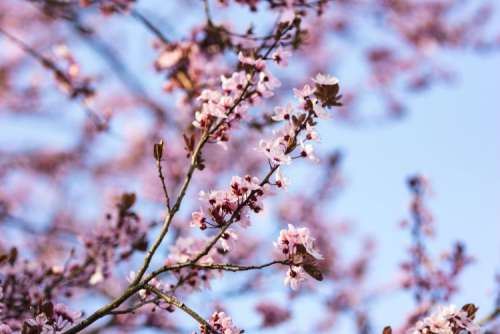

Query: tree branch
[62,21,295,334]
[145,286,220,334]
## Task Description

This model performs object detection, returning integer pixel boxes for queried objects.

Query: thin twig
[203,0,213,25]
[145,285,220,334]
[193,260,289,272]
[62,21,294,334]
[156,157,172,211]
[109,297,158,315]
[130,9,170,44]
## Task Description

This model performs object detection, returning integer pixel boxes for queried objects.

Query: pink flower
[272,47,291,67]
[230,175,261,195]
[204,101,227,119]
[312,73,340,86]
[219,229,238,252]
[409,305,480,334]
[238,52,266,71]
[257,70,281,97]
[275,168,289,189]
[238,52,255,65]
[156,48,183,69]
[280,0,296,23]
[299,141,319,162]
[313,101,331,119]
[293,84,316,100]
[272,103,294,122]
[221,71,248,93]
[0,324,12,334]
[209,311,241,334]
[284,266,306,290]
[255,302,290,328]
[305,124,320,142]
[89,267,104,285]
[166,237,223,291]
[198,89,222,103]
[191,209,207,230]
[275,224,323,261]
[258,139,291,165]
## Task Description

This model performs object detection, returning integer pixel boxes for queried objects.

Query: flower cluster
[85,193,149,285]
[193,52,282,146]
[21,303,81,334]
[164,237,223,292]
[255,301,291,328]
[408,304,480,334]
[257,73,341,166]
[202,311,242,334]
[275,224,323,290]
[51,44,95,101]
[191,175,266,233]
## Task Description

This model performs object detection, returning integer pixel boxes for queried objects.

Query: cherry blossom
[272,103,294,122]
[204,311,241,334]
[0,1,497,333]
[271,47,291,67]
[313,73,340,86]
[409,305,480,334]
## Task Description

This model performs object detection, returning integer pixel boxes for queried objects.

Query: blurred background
[0,1,499,333]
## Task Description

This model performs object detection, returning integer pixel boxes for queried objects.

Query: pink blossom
[221,71,248,93]
[272,103,294,122]
[272,47,291,67]
[258,139,292,165]
[284,266,307,290]
[275,224,323,261]
[257,70,281,97]
[275,168,289,189]
[408,305,480,334]
[299,141,319,162]
[305,124,320,142]
[0,325,11,334]
[208,311,241,334]
[294,84,316,100]
[191,209,207,230]
[156,48,183,69]
[219,229,238,252]
[313,101,332,119]
[313,73,340,86]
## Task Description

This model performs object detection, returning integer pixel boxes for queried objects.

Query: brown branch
[193,260,289,272]
[61,21,295,334]
[130,9,170,44]
[145,286,220,334]
[109,297,159,315]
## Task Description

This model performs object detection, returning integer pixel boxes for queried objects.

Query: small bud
[119,193,136,211]
[382,326,392,334]
[461,303,478,319]
[153,139,164,161]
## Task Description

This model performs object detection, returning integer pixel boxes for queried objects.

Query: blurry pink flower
[293,84,316,100]
[313,73,340,86]
[272,103,294,122]
[299,141,319,162]
[208,311,241,334]
[275,168,289,189]
[221,71,248,93]
[409,305,480,334]
[284,266,306,290]
[272,47,291,67]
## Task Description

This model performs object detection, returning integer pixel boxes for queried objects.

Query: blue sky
[328,50,500,328]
